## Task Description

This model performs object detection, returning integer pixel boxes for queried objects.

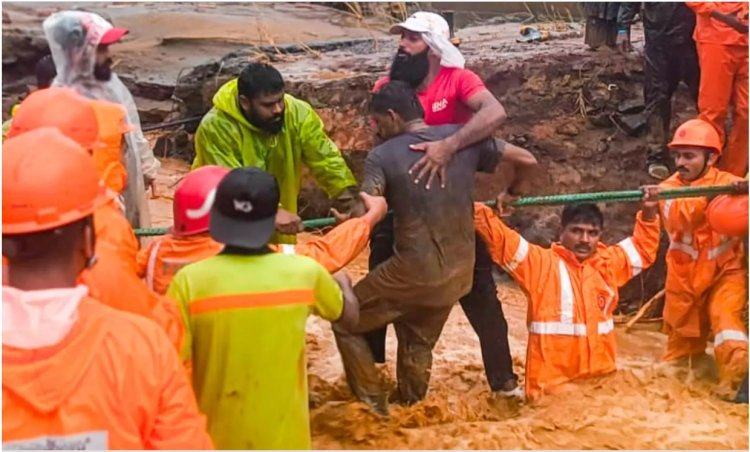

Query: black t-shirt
[357,124,502,306]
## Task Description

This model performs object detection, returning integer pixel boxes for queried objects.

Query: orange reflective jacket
[659,167,745,337]
[82,242,184,351]
[474,204,660,400]
[2,297,213,450]
[93,198,139,274]
[89,100,131,194]
[687,2,749,46]
[140,217,373,294]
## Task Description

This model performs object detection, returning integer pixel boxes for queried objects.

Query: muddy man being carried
[333,81,537,414]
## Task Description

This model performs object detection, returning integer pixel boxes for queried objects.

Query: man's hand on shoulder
[408,137,459,190]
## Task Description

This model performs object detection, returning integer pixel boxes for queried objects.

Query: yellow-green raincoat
[193,79,357,244]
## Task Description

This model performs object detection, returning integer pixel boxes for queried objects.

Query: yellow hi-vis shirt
[167,251,344,450]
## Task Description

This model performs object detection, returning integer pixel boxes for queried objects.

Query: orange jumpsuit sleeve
[144,327,213,450]
[473,203,546,292]
[272,218,372,273]
[686,2,720,16]
[598,211,661,287]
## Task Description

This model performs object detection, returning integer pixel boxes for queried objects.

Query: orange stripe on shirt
[189,290,314,315]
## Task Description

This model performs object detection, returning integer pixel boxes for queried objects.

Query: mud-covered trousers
[643,40,700,168]
[333,288,452,408]
[363,213,518,391]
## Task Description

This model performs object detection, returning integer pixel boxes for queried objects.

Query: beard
[243,107,284,134]
[389,48,429,89]
[93,59,113,81]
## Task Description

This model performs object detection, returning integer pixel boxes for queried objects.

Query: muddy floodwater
[149,158,748,450]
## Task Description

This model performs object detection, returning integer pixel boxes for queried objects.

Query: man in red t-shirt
[367,12,521,397]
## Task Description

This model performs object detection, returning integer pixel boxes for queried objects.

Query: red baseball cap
[99,27,129,45]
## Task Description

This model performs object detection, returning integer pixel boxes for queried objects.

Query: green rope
[134,185,740,237]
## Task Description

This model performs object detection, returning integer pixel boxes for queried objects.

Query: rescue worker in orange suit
[657,118,748,398]
[137,165,388,295]
[5,88,183,350]
[686,2,749,176]
[8,87,138,272]
[706,178,749,404]
[473,191,661,401]
[2,128,213,450]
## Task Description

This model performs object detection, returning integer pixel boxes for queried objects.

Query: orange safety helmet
[3,128,110,235]
[706,194,749,237]
[7,87,99,148]
[173,165,231,236]
[668,118,723,154]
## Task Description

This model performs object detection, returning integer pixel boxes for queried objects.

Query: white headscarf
[390,12,465,69]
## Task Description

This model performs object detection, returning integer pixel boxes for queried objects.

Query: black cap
[209,167,279,249]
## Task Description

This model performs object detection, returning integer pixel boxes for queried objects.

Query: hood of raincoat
[44,11,122,103]
[43,10,151,229]
[2,297,108,414]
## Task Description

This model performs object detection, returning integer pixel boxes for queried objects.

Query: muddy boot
[734,375,748,404]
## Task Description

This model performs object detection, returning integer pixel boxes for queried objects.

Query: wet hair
[370,81,424,122]
[35,55,57,89]
[561,203,604,229]
[237,63,285,100]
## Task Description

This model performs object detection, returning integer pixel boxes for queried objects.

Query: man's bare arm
[447,90,507,153]
[499,141,538,195]
[409,89,507,189]
[494,142,538,216]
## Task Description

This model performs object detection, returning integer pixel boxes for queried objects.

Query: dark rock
[618,97,646,114]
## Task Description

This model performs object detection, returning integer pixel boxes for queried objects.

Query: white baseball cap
[389,12,450,40]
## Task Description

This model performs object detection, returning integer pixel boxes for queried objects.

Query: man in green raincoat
[193,63,359,244]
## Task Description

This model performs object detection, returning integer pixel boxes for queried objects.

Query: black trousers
[643,40,700,166]
[363,213,518,391]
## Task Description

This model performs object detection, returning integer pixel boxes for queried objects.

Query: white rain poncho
[43,10,158,229]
